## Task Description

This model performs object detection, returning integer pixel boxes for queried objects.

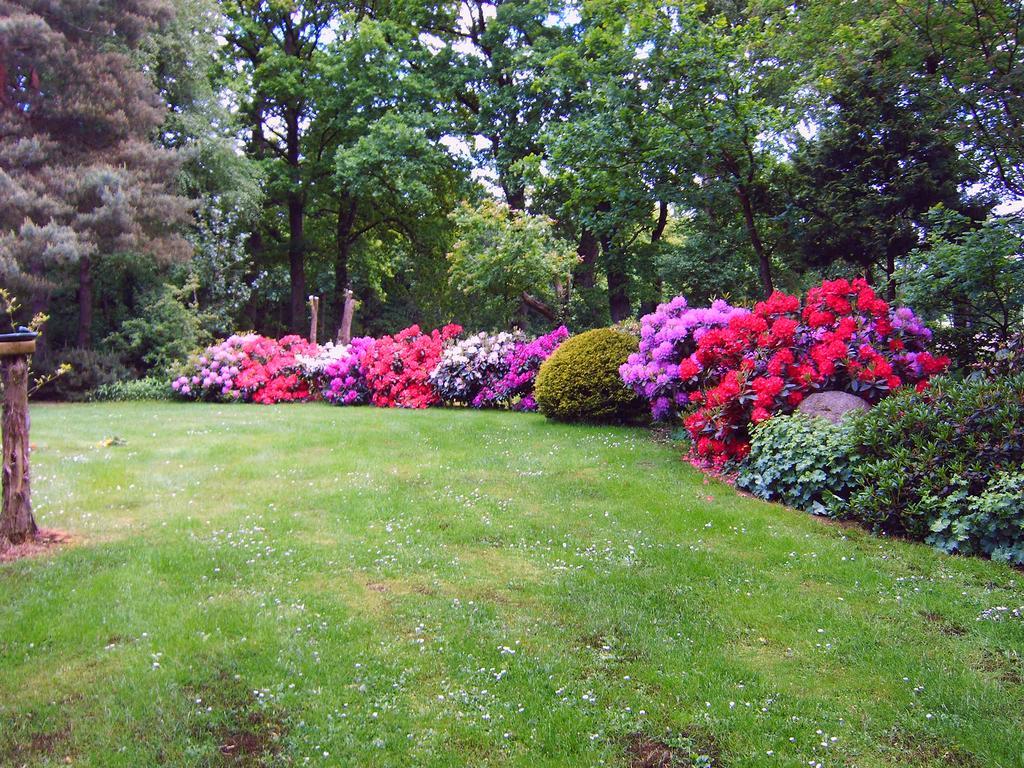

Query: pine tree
[0,0,192,346]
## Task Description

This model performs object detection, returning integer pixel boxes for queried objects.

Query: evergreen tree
[0,0,192,346]
[787,56,990,295]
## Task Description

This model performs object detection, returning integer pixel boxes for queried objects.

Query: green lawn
[1,403,1022,767]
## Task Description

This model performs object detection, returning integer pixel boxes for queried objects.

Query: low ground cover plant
[842,373,1024,563]
[89,377,174,402]
[736,413,855,515]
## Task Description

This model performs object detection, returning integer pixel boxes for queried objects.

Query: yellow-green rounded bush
[534,328,643,423]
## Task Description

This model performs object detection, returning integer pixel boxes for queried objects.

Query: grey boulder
[797,390,870,424]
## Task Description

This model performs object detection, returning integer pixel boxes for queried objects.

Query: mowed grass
[1,404,1022,767]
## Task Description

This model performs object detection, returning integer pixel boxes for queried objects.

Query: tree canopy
[1,0,1021,391]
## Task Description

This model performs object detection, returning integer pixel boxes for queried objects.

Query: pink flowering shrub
[475,326,570,411]
[235,334,319,404]
[173,333,321,404]
[619,298,748,420]
[363,324,463,408]
[682,279,949,466]
[172,334,255,400]
[322,337,374,405]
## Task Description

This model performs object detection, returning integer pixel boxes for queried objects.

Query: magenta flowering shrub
[295,342,350,380]
[322,336,374,405]
[475,326,570,411]
[172,334,255,400]
[619,298,748,420]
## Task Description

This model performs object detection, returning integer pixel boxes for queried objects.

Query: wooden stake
[308,295,320,344]
[338,290,355,345]
[1,353,36,549]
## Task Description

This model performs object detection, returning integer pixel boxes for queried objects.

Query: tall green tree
[783,0,1024,199]
[313,7,467,336]
[540,0,796,310]
[219,0,337,331]
[426,0,574,211]
[447,199,575,328]
[899,208,1024,365]
[0,0,192,348]
[786,54,990,295]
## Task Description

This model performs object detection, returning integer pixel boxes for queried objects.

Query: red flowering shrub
[363,324,463,408]
[235,334,319,404]
[683,279,949,466]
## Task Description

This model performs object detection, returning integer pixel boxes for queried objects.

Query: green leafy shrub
[534,328,643,423]
[34,348,130,401]
[104,283,211,377]
[845,374,1024,562]
[927,470,1024,564]
[982,331,1024,376]
[89,377,173,402]
[736,414,855,515]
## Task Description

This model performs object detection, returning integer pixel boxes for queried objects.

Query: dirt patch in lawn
[625,726,721,767]
[975,647,1023,686]
[216,712,283,764]
[186,668,288,765]
[0,529,72,563]
[0,725,72,765]
[919,609,968,637]
[886,728,982,767]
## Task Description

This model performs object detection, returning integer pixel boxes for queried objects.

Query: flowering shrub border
[682,279,948,465]
[620,298,747,420]
[172,281,947,442]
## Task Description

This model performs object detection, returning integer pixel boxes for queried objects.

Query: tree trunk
[287,192,306,333]
[602,233,631,322]
[76,256,92,349]
[1,354,36,549]
[640,201,669,315]
[285,95,305,332]
[520,291,557,321]
[885,251,896,302]
[338,291,355,345]
[505,186,526,211]
[575,228,599,290]
[334,198,357,336]
[734,183,773,296]
[651,200,669,243]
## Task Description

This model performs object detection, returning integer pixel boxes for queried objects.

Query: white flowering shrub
[429,330,524,405]
[294,342,350,380]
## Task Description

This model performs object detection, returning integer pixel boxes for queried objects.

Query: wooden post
[338,290,355,345]
[308,295,320,344]
[0,337,37,550]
